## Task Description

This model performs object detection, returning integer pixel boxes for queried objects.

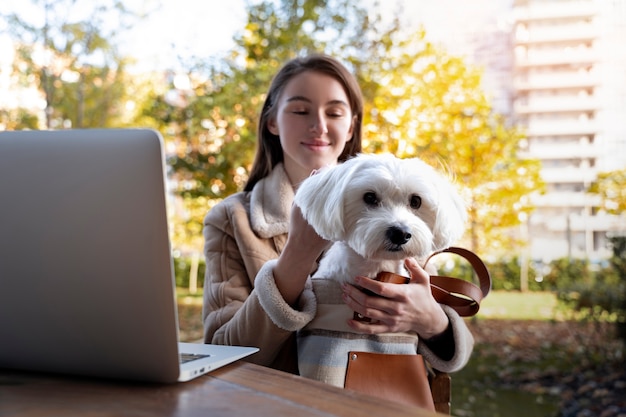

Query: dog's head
[294,153,467,261]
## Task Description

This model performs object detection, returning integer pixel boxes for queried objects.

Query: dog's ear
[294,161,359,241]
[431,173,468,250]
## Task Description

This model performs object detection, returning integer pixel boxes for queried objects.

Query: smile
[302,141,330,150]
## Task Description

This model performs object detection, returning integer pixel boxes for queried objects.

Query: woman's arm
[202,200,323,368]
[202,200,293,366]
[273,204,331,306]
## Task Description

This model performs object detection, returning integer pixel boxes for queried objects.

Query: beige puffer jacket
[202,163,473,375]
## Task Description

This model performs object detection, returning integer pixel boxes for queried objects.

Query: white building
[415,0,626,261]
[511,0,626,261]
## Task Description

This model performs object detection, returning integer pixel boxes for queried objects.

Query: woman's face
[268,70,355,187]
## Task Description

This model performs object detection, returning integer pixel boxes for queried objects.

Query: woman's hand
[342,258,449,339]
[273,203,330,306]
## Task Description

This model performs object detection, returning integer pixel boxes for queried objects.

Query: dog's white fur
[294,153,467,284]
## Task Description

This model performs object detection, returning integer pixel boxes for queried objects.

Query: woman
[202,53,473,375]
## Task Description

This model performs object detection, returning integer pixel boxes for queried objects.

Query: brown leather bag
[344,351,436,411]
[344,246,491,410]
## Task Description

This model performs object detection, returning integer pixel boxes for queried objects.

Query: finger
[343,283,396,322]
[346,319,390,334]
[405,258,430,285]
[353,275,399,299]
[342,283,380,313]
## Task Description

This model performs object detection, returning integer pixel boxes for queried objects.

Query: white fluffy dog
[294,153,467,283]
[293,153,468,388]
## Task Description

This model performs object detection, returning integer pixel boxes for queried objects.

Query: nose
[310,114,328,135]
[386,226,412,246]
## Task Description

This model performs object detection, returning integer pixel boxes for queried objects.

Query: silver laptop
[0,128,258,383]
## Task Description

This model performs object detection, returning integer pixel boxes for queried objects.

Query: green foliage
[435,255,543,292]
[173,256,206,289]
[4,0,546,260]
[551,241,626,339]
[609,236,626,342]
[588,168,626,214]
[541,257,599,291]
[0,108,40,130]
[133,0,544,258]
[353,29,545,256]
[3,0,141,129]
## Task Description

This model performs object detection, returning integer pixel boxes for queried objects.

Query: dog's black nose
[386,226,412,246]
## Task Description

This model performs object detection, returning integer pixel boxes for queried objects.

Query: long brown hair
[244,54,363,192]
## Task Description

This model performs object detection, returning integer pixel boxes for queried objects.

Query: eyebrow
[286,96,349,107]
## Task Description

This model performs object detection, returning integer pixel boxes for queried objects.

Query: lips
[303,139,329,147]
[302,140,330,151]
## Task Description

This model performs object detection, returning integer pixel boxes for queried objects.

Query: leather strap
[424,247,491,317]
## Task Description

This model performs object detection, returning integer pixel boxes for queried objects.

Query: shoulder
[204,191,250,227]
[204,164,292,238]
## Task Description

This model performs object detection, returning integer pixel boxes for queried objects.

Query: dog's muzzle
[386,226,412,250]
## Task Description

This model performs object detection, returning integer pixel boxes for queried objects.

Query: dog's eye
[363,192,379,206]
[410,195,422,209]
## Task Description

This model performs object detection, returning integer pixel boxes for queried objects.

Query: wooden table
[0,361,442,417]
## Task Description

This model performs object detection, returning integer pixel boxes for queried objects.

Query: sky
[0,0,249,72]
[118,0,510,71]
[120,0,249,71]
[0,0,511,73]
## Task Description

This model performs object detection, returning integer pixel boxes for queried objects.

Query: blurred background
[1,1,625,416]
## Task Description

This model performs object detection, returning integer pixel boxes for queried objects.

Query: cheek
[277,113,308,135]
[329,119,353,139]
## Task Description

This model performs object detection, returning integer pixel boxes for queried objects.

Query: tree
[607,236,626,345]
[136,0,378,254]
[354,32,544,256]
[0,108,40,130]
[138,0,544,259]
[588,168,626,215]
[162,0,377,200]
[3,0,140,129]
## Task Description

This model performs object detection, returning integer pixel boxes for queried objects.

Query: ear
[267,118,279,136]
[431,173,468,250]
[294,161,359,241]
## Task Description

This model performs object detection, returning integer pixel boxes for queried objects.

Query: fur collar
[250,163,294,238]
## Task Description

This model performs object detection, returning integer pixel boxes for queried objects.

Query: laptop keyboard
[180,353,211,364]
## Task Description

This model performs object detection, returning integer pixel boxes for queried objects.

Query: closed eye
[410,195,422,209]
[363,192,379,207]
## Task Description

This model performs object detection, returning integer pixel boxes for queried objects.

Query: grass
[175,289,564,343]
[476,291,558,321]
[177,289,561,317]
[176,289,203,306]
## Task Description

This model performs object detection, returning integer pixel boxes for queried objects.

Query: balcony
[539,167,598,184]
[515,50,598,67]
[515,26,598,45]
[524,120,598,137]
[514,3,597,22]
[524,142,600,159]
[514,73,599,91]
[514,97,599,114]
[532,191,601,208]
[536,212,622,234]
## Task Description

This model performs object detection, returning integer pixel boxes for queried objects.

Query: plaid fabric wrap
[297,278,419,387]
